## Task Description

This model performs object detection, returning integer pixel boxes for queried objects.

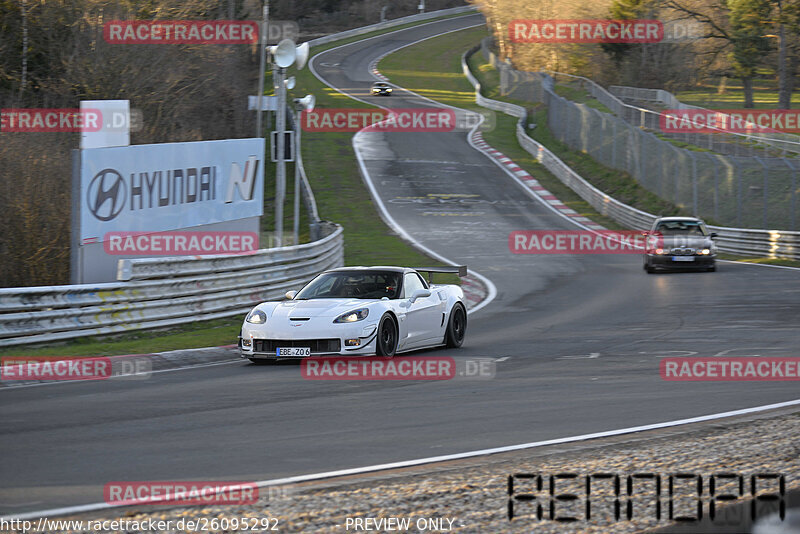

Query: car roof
[372,81,390,86]
[326,266,411,274]
[654,216,705,223]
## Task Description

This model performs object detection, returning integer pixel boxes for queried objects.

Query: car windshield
[654,221,707,236]
[295,271,402,299]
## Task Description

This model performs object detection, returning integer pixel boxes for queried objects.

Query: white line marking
[5,397,799,521]
[309,20,497,315]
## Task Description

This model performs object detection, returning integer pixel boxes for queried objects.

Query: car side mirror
[285,290,298,300]
[408,288,432,304]
[709,232,718,239]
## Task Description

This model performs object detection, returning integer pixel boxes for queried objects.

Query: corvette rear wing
[415,266,467,283]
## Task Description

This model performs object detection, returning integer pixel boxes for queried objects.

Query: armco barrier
[305,6,477,48]
[0,224,343,347]
[463,46,800,260]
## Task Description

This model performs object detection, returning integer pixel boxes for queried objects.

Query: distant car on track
[371,81,392,96]
[643,217,717,273]
[239,266,467,362]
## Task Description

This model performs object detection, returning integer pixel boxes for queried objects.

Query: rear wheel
[376,314,398,357]
[445,304,467,348]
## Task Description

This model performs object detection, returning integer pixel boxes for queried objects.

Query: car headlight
[334,308,369,323]
[699,248,711,255]
[655,248,667,255]
[246,309,267,324]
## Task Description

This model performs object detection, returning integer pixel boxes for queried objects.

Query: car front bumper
[239,321,380,359]
[646,254,716,269]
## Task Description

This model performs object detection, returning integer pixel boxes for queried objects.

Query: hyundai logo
[87,169,126,221]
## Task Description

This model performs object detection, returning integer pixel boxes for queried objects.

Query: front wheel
[445,304,467,348]
[376,314,398,357]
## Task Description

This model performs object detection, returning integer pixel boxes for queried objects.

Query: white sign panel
[79,138,264,242]
[248,95,278,111]
[80,100,131,149]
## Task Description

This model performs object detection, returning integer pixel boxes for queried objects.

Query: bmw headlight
[699,248,711,255]
[246,309,267,324]
[334,308,369,323]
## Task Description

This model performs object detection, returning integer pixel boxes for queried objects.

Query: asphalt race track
[1,14,799,516]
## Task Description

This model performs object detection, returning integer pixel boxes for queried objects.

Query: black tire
[707,264,716,272]
[645,263,655,274]
[376,314,398,357]
[445,304,467,348]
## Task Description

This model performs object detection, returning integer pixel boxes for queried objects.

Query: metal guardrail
[306,6,477,48]
[462,46,800,260]
[0,224,343,347]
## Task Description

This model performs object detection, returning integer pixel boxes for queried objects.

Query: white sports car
[238,266,467,362]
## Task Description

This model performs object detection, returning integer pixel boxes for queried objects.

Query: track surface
[2,14,799,515]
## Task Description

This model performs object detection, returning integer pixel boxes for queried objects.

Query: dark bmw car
[643,217,717,273]
[371,81,392,96]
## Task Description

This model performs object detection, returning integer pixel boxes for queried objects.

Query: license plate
[672,256,695,262]
[276,347,311,357]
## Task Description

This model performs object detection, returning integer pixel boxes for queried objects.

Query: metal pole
[711,154,719,221]
[736,161,742,227]
[255,1,269,137]
[275,66,286,247]
[293,108,301,245]
[753,156,768,229]
[691,152,698,216]
[784,158,796,230]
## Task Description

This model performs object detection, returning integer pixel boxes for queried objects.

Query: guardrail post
[785,158,797,230]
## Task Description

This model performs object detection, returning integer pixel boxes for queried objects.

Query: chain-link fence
[481,42,800,230]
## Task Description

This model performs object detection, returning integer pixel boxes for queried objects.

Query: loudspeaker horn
[296,94,315,112]
[273,39,297,68]
[295,42,310,70]
[285,76,296,90]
